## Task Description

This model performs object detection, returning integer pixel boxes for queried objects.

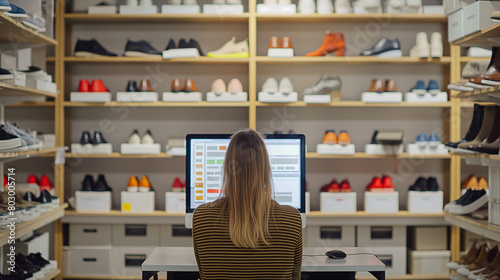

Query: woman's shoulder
[193,201,224,216]
[271,202,301,219]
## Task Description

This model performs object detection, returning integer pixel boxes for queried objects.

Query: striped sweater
[193,200,303,280]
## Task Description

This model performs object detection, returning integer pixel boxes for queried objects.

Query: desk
[142,247,385,280]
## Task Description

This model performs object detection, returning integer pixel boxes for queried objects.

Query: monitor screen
[185,134,306,213]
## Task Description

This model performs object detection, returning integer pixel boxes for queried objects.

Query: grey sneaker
[303,75,341,95]
[5,123,40,150]
[0,125,28,152]
[462,61,489,79]
[22,16,46,32]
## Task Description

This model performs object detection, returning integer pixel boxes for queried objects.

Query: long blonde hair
[217,129,273,248]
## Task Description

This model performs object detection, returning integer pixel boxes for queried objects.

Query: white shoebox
[423,5,444,14]
[26,78,51,92]
[161,4,200,14]
[256,4,296,14]
[17,232,49,258]
[4,70,26,87]
[111,247,156,276]
[71,143,113,155]
[0,52,16,70]
[207,92,247,102]
[165,192,185,213]
[120,143,161,155]
[320,192,357,214]
[112,224,159,247]
[166,146,186,156]
[63,247,111,277]
[364,191,399,213]
[70,92,112,103]
[46,82,57,93]
[365,144,403,155]
[163,92,202,102]
[448,9,463,42]
[116,92,158,102]
[353,2,382,14]
[306,226,356,247]
[408,250,450,275]
[405,92,448,103]
[407,143,449,155]
[162,48,199,59]
[361,92,403,103]
[75,191,112,212]
[303,95,332,104]
[119,5,158,14]
[444,0,462,16]
[267,48,294,58]
[316,144,355,155]
[408,191,443,214]
[358,225,406,247]
[203,4,244,15]
[258,92,298,103]
[88,5,117,14]
[38,134,55,149]
[408,226,448,250]
[463,1,500,37]
[121,191,155,213]
[489,200,500,226]
[358,247,406,277]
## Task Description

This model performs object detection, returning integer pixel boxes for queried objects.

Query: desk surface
[142,247,385,273]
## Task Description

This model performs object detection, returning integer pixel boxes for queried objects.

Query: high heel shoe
[306,31,345,57]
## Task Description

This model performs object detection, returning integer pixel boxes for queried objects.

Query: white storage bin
[405,92,448,103]
[448,9,463,42]
[120,143,160,155]
[364,191,399,213]
[119,5,157,14]
[121,191,155,213]
[163,92,202,102]
[112,224,160,247]
[111,247,156,276]
[88,5,117,14]
[207,92,248,102]
[203,4,244,14]
[408,226,448,250]
[303,95,332,104]
[69,224,112,246]
[256,4,296,14]
[306,226,355,247]
[463,1,500,37]
[316,144,355,155]
[160,225,193,247]
[75,191,111,212]
[63,247,111,277]
[161,4,200,14]
[258,92,298,103]
[409,250,450,275]
[165,192,185,213]
[361,92,402,103]
[407,144,448,155]
[320,192,357,214]
[358,247,406,277]
[116,92,158,102]
[365,144,403,155]
[357,226,406,247]
[408,191,443,214]
[71,143,113,155]
[70,92,112,103]
[267,48,294,58]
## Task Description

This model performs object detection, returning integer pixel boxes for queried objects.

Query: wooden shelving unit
[0,82,58,98]
[255,13,447,22]
[0,13,57,45]
[256,56,452,64]
[64,13,250,22]
[452,22,500,45]
[0,148,58,161]
[256,101,452,107]
[64,101,250,107]
[456,85,500,98]
[57,56,249,64]
[445,214,500,242]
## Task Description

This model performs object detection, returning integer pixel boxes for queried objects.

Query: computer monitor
[185,133,306,228]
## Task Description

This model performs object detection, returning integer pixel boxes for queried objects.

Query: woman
[193,129,303,280]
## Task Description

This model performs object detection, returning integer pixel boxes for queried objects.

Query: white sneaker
[140,0,153,6]
[128,130,141,144]
[226,0,242,4]
[279,77,294,93]
[207,37,249,58]
[183,0,197,4]
[335,0,352,14]
[264,0,278,4]
[279,0,292,4]
[213,0,225,3]
[298,0,316,14]
[142,130,155,144]
[262,78,278,92]
[127,0,138,6]
[430,32,443,58]
[168,0,182,4]
[409,32,430,58]
[384,0,405,13]
[317,0,333,14]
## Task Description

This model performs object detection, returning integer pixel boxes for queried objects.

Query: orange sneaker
[323,130,338,144]
[139,176,151,192]
[464,175,479,190]
[382,175,394,192]
[339,179,351,192]
[127,176,139,192]
[338,130,351,145]
[478,177,488,190]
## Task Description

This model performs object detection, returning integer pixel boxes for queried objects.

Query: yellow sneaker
[207,36,249,58]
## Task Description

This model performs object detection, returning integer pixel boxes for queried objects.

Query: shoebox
[88,5,117,14]
[408,191,444,214]
[448,9,463,42]
[75,191,112,212]
[27,78,52,92]
[405,92,448,103]
[160,225,193,247]
[165,192,185,213]
[303,95,332,104]
[161,4,200,14]
[70,92,112,103]
[17,232,49,259]
[46,82,58,94]
[71,143,113,155]
[116,92,159,103]
[463,1,500,37]
[258,92,298,103]
[407,144,449,155]
[72,0,116,12]
[357,247,406,277]
[111,246,156,276]
[121,191,155,213]
[256,4,296,14]
[162,48,200,59]
[63,247,111,277]
[444,0,461,16]
[361,92,403,103]
[365,144,403,155]
[120,143,161,155]
[316,144,355,155]
[408,250,450,275]
[162,92,202,102]
[305,226,356,247]
[69,224,112,247]
[408,226,448,250]
[0,52,16,70]
[3,70,26,87]
[405,0,422,13]
[166,138,186,156]
[38,133,56,149]
[357,226,406,247]
[364,191,399,213]
[203,4,244,15]
[267,48,294,58]
[207,92,248,102]
[119,5,158,15]
[320,192,357,214]
[489,200,500,226]
[423,5,444,14]
[112,224,160,246]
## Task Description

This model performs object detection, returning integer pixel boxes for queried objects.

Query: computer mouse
[325,250,347,259]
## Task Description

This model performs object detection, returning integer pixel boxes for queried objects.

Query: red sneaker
[78,79,90,92]
[27,174,38,184]
[3,175,7,188]
[367,177,383,192]
[339,179,351,193]
[382,175,394,192]
[320,179,335,192]
[172,177,183,192]
[39,175,51,192]
[328,180,340,193]
[90,79,108,92]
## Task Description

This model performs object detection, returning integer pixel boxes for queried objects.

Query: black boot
[94,174,112,192]
[81,175,94,191]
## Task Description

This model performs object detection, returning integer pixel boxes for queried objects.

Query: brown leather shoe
[306,31,345,56]
[268,36,280,49]
[468,106,500,154]
[385,80,398,92]
[457,242,481,267]
[184,79,199,93]
[466,245,498,272]
[469,47,498,86]
[138,79,153,92]
[369,79,384,93]
[458,106,496,149]
[471,249,500,278]
[281,36,292,49]
[171,78,182,93]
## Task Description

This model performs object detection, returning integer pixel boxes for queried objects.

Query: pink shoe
[227,78,243,93]
[211,79,226,94]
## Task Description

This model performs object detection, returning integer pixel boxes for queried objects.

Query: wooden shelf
[0,13,57,45]
[7,102,56,107]
[306,152,451,159]
[453,22,500,45]
[256,56,451,64]
[460,57,491,62]
[445,214,500,242]
[0,204,67,246]
[64,101,250,107]
[256,101,452,107]
[57,56,249,64]
[456,85,500,99]
[44,269,61,280]
[0,82,57,98]
[64,152,176,158]
[256,13,446,23]
[64,13,250,23]
[0,148,57,162]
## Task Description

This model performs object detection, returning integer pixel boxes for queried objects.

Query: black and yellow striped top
[193,200,303,280]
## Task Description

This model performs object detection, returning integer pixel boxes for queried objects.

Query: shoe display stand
[365,144,404,155]
[320,192,357,213]
[206,92,248,102]
[163,92,203,102]
[365,192,400,213]
[75,191,112,212]
[405,92,448,103]
[267,48,294,57]
[88,5,117,15]
[71,143,113,154]
[119,5,158,15]
[203,4,245,15]
[162,48,200,59]
[70,92,112,103]
[407,143,449,155]
[316,143,355,155]
[121,191,155,213]
[408,191,444,213]
[120,143,161,154]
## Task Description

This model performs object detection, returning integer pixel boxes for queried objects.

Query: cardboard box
[305,226,356,247]
[121,191,155,213]
[357,226,406,247]
[364,191,399,213]
[320,192,357,214]
[408,226,448,250]
[75,191,111,212]
[69,224,112,247]
[112,224,160,247]
[408,250,450,275]
[408,191,444,213]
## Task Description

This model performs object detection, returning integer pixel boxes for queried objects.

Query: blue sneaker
[427,80,440,94]
[0,0,10,11]
[5,4,27,18]
[428,133,440,148]
[411,80,427,94]
[416,133,428,148]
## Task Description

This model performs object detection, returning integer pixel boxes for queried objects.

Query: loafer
[360,37,402,57]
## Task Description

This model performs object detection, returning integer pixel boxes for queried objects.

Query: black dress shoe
[37,190,52,204]
[92,131,108,145]
[409,177,427,191]
[445,104,484,149]
[81,175,94,191]
[126,80,138,92]
[80,131,91,145]
[360,37,401,57]
[188,38,204,56]
[94,174,112,192]
[124,39,162,57]
[24,192,37,202]
[165,39,176,51]
[178,39,189,49]
[427,177,439,191]
[74,39,118,57]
